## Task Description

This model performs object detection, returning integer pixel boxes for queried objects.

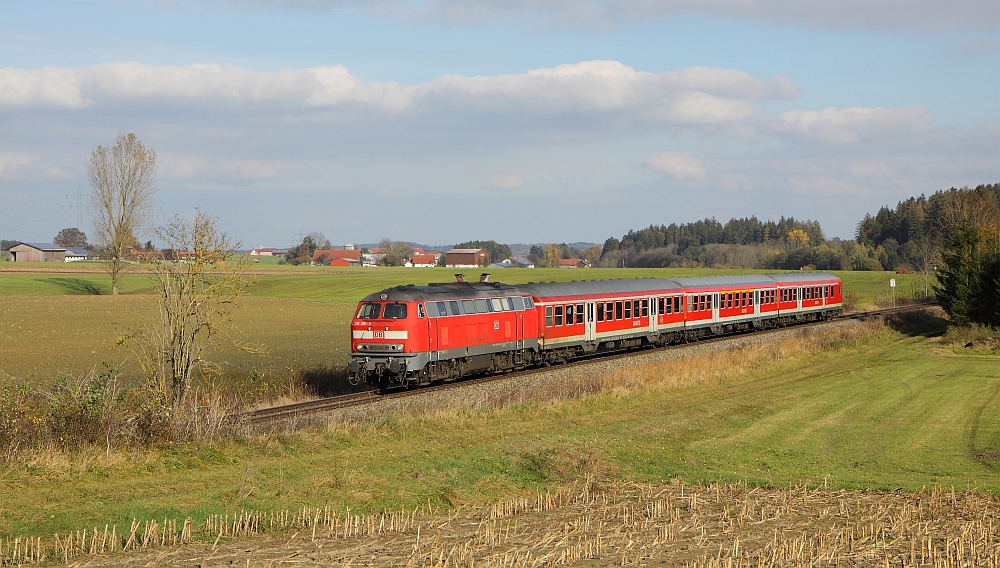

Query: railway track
[240,301,937,424]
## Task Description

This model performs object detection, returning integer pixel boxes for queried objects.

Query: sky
[1,1,999,248]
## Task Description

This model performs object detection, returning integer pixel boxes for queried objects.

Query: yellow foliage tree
[787,229,811,248]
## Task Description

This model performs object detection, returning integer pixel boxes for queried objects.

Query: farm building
[445,248,490,268]
[6,242,79,262]
[409,253,438,267]
[250,247,276,256]
[64,248,90,262]
[499,256,535,268]
[559,258,591,268]
[313,249,361,266]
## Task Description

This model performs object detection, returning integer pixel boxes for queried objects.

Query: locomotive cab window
[382,303,408,319]
[509,296,525,311]
[491,298,506,312]
[357,303,381,319]
[462,300,476,314]
[417,304,425,318]
[449,301,461,316]
[475,299,489,313]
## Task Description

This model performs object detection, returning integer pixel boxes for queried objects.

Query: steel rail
[240,301,937,423]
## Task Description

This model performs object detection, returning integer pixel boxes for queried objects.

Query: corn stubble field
[3,264,1000,566]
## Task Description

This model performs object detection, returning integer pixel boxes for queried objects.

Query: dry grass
[295,318,893,437]
[26,479,1000,567]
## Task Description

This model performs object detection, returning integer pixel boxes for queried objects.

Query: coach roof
[515,278,682,298]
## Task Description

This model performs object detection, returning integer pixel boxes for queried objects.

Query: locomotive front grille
[356,343,405,352]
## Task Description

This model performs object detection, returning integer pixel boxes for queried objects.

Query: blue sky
[1,1,999,247]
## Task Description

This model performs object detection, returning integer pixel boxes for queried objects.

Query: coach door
[648,296,658,333]
[585,302,597,342]
[713,293,720,322]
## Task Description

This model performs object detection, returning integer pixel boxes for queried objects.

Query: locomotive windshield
[382,303,408,319]
[357,303,381,319]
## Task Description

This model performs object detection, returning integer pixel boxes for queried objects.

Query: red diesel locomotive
[347,272,842,388]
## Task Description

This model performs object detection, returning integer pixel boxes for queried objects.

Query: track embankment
[245,303,934,428]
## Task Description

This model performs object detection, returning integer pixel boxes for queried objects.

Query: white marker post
[889,278,896,308]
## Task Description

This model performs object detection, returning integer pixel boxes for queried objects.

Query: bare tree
[88,133,157,295]
[122,212,262,410]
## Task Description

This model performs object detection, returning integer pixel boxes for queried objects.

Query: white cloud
[159,155,292,180]
[0,61,795,127]
[218,0,1000,31]
[0,66,86,107]
[646,151,707,179]
[788,176,870,196]
[488,174,525,190]
[776,106,932,143]
[0,153,39,178]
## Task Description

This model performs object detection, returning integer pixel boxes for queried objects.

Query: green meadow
[0,265,924,386]
[2,305,1000,540]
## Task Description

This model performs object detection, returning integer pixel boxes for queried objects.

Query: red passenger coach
[348,273,843,388]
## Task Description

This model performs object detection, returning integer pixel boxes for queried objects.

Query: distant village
[248,244,592,269]
[1,240,595,269]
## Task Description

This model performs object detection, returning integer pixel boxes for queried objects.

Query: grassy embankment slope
[2,309,999,539]
[0,265,923,385]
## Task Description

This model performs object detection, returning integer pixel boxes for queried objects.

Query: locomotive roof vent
[455,274,466,283]
[480,273,490,283]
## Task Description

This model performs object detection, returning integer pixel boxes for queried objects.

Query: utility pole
[63,185,85,228]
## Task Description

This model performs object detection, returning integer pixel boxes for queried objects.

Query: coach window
[613,301,622,320]
[641,299,649,317]
[554,305,564,326]
[545,306,553,327]
[565,305,573,325]
[624,300,631,319]
[576,304,584,324]
[597,303,605,322]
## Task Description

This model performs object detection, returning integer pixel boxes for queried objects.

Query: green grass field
[0,265,926,387]
[2,310,999,539]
